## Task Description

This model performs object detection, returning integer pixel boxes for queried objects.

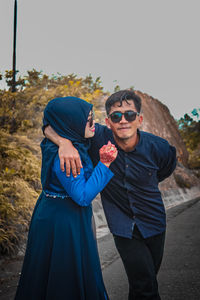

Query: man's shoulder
[89,123,113,164]
[139,131,176,168]
[94,123,113,140]
[95,122,109,132]
[140,131,172,156]
[140,130,169,146]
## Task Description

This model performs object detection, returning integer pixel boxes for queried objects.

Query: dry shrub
[0,130,41,256]
[0,71,110,256]
[0,178,39,255]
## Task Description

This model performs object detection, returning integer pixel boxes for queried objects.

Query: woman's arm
[53,157,114,206]
[44,125,82,177]
[53,141,117,206]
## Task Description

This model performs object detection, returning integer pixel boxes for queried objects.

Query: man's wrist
[58,137,71,147]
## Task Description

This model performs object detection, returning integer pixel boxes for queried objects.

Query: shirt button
[126,164,129,168]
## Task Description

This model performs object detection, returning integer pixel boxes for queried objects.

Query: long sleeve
[53,157,114,206]
[157,144,177,182]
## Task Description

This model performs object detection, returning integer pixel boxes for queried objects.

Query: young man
[44,90,176,300]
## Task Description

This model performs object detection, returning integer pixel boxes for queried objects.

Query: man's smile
[117,127,131,131]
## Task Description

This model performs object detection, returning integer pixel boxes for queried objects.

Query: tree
[178,110,200,169]
[4,70,25,91]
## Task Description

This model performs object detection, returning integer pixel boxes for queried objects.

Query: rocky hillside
[136,91,188,166]
[135,91,199,191]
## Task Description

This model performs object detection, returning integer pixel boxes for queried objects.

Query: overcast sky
[1,0,199,119]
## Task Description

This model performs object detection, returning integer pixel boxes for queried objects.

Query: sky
[1,0,199,120]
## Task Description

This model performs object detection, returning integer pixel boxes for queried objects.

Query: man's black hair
[105,90,142,115]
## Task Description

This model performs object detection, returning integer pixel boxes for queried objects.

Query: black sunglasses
[87,111,95,127]
[109,110,140,123]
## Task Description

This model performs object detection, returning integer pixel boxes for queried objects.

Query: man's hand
[59,140,83,177]
[44,125,82,177]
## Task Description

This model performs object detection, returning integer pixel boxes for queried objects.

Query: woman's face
[84,110,95,138]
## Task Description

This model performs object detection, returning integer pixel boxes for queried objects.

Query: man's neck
[114,132,139,152]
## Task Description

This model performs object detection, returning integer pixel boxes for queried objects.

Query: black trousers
[113,226,165,300]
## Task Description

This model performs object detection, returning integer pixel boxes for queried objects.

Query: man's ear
[105,117,111,129]
[139,114,143,126]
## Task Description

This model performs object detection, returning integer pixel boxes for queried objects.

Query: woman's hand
[99,141,118,167]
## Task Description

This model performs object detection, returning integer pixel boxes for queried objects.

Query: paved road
[100,197,200,300]
[0,197,200,299]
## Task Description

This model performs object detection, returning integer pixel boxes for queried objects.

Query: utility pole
[12,0,17,92]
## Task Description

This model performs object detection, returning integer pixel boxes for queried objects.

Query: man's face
[105,100,143,141]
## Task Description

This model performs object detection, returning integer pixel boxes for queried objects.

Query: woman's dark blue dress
[15,155,113,300]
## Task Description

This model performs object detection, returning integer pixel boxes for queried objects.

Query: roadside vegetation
[177,110,200,171]
[0,69,106,256]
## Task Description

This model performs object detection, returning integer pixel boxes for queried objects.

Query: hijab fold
[40,97,93,190]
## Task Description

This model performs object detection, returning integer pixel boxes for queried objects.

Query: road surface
[0,197,200,299]
[100,197,200,300]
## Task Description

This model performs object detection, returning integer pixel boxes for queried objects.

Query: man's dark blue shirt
[89,123,177,239]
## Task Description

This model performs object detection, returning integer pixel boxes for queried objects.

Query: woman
[15,96,117,300]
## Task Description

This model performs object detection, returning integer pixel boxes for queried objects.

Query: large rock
[135,91,188,166]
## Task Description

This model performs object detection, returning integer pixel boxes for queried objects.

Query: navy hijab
[40,97,93,190]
